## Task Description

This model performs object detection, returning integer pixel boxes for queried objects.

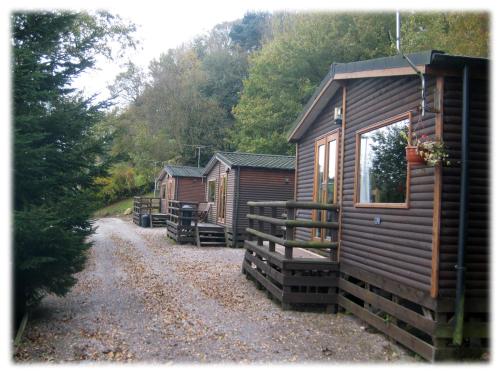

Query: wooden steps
[198,224,226,246]
[132,197,166,227]
[151,213,168,227]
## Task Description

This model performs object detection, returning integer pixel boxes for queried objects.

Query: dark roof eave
[203,151,295,173]
[287,50,488,143]
[159,165,204,178]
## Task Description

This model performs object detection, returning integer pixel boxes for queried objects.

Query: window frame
[161,183,166,199]
[167,177,175,200]
[207,179,216,203]
[312,129,340,240]
[217,173,227,224]
[353,112,412,209]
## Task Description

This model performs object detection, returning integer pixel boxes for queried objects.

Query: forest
[12,10,488,326]
[95,11,489,204]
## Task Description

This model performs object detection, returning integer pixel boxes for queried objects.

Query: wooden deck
[243,240,338,311]
[133,197,167,227]
[166,201,199,244]
[242,200,489,361]
[242,201,340,311]
[267,241,325,259]
[197,222,226,246]
[166,201,226,246]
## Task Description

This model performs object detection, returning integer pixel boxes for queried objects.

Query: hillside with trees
[98,11,488,201]
[13,11,489,327]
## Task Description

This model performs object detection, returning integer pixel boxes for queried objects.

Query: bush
[95,163,150,204]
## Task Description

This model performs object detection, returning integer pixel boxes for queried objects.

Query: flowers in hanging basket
[401,131,450,166]
[416,136,451,167]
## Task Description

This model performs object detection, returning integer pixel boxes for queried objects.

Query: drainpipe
[453,64,470,346]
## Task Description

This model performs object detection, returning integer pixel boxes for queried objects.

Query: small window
[208,180,216,202]
[355,114,410,207]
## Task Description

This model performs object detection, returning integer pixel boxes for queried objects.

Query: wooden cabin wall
[205,162,220,224]
[177,177,205,203]
[225,169,236,230]
[295,92,343,241]
[159,175,175,213]
[439,76,489,300]
[296,75,439,295]
[159,176,168,213]
[237,168,295,236]
[342,76,437,293]
[204,160,231,226]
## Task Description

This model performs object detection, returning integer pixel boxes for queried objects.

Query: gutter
[396,11,426,117]
[401,54,426,117]
[453,64,470,345]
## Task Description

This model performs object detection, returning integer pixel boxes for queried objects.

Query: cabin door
[165,177,175,211]
[217,174,227,224]
[312,131,339,241]
[160,183,167,213]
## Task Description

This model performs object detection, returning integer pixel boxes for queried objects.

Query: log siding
[439,76,489,299]
[177,176,206,203]
[296,75,437,292]
[204,159,295,246]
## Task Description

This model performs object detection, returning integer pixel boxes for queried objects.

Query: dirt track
[14,217,416,363]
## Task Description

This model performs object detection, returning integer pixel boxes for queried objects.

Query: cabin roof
[203,151,295,175]
[288,50,488,142]
[157,165,204,181]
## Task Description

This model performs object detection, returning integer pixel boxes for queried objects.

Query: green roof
[159,165,204,179]
[203,152,295,174]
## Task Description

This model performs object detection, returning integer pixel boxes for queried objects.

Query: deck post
[257,206,264,246]
[248,205,254,242]
[269,207,277,252]
[284,206,295,259]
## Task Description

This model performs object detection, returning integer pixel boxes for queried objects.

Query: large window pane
[358,118,409,204]
[208,180,216,202]
[327,139,337,204]
[315,144,325,237]
[316,144,325,202]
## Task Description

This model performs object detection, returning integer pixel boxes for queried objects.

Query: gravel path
[14,217,417,363]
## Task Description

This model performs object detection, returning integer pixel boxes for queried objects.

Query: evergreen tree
[12,11,135,326]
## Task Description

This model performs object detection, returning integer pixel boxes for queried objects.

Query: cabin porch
[166,200,226,246]
[242,200,488,361]
[242,201,339,311]
[133,196,168,227]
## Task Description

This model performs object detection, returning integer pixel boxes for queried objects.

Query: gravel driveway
[14,217,416,363]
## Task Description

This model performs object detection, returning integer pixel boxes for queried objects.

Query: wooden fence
[166,200,199,245]
[242,200,339,311]
[133,197,167,227]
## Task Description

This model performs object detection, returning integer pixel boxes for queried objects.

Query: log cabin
[156,165,205,213]
[242,51,489,361]
[203,151,295,247]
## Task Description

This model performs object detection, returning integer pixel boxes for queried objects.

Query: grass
[94,192,155,218]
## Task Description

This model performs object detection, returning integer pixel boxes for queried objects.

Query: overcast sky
[4,0,495,103]
[59,0,382,102]
[70,0,373,102]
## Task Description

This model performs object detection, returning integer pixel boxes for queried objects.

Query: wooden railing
[246,200,339,261]
[133,197,162,226]
[166,200,199,244]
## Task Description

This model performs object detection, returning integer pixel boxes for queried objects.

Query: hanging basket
[406,146,425,165]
